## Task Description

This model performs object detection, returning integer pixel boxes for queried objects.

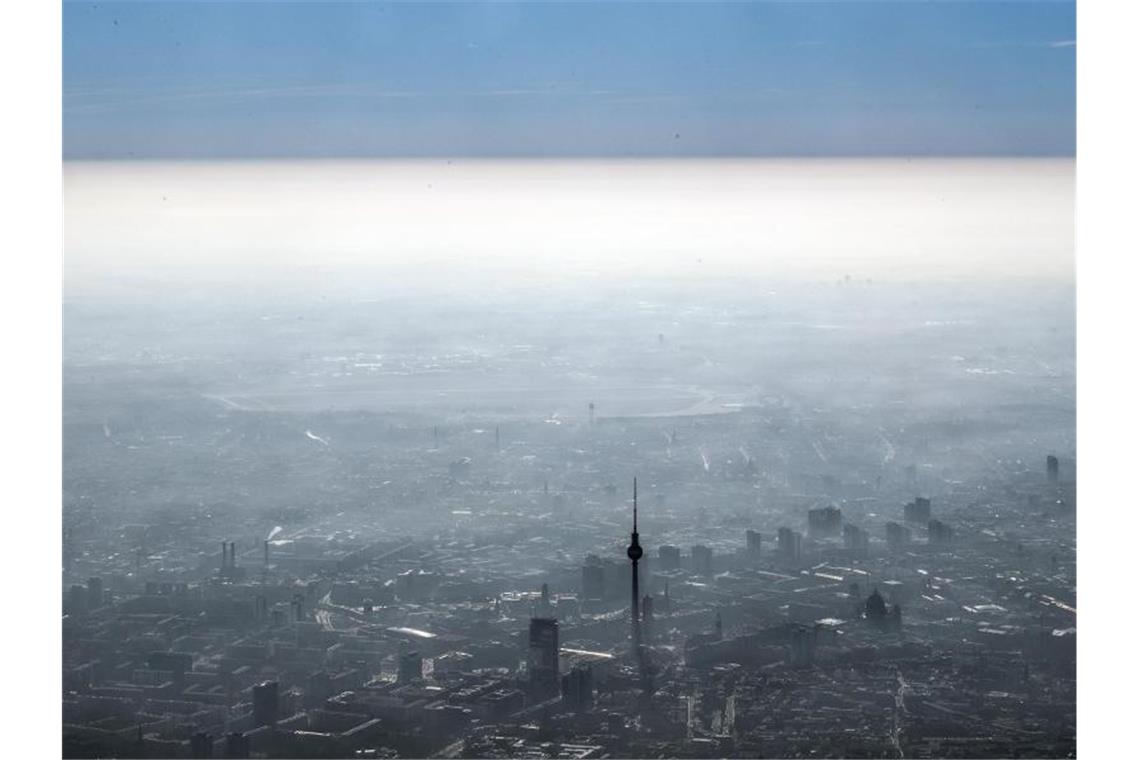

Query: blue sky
[63,1,1076,158]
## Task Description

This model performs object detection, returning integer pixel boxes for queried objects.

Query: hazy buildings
[527,617,560,699]
[905,497,932,523]
[397,648,423,684]
[928,519,954,546]
[224,732,250,759]
[843,524,870,559]
[57,280,1077,759]
[807,506,842,538]
[561,665,595,711]
[886,521,912,551]
[690,544,714,576]
[581,556,605,601]
[777,527,803,563]
[59,0,1078,754]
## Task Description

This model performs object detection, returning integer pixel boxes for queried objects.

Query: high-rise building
[904,497,932,523]
[581,556,605,600]
[885,521,911,551]
[691,544,714,576]
[658,544,682,571]
[1047,455,1060,483]
[807,506,842,538]
[745,530,763,555]
[777,528,803,563]
[398,649,423,684]
[252,681,279,726]
[533,582,555,618]
[223,732,250,759]
[561,664,594,711]
[843,524,870,559]
[527,617,560,698]
[928,519,954,546]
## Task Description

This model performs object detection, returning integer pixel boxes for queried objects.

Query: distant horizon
[64,157,1074,290]
[64,150,1077,162]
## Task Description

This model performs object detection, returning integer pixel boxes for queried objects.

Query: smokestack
[264,540,270,567]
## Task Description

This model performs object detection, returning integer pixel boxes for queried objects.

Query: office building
[398,649,423,684]
[905,497,932,523]
[561,664,595,711]
[928,519,954,546]
[807,505,842,538]
[224,732,250,759]
[581,556,605,600]
[527,617,560,698]
[691,544,714,576]
[885,521,912,551]
[777,527,803,563]
[843,524,870,559]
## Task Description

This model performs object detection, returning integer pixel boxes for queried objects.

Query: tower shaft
[631,556,640,648]
[628,477,642,654]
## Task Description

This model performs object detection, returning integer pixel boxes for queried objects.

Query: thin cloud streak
[65,83,634,115]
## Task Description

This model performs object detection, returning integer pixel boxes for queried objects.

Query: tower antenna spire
[633,477,638,533]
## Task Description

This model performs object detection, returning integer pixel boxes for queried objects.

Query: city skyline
[60,3,1080,758]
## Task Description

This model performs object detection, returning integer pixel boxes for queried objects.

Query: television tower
[627,477,643,655]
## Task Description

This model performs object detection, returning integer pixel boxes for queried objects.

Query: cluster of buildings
[63,323,1077,760]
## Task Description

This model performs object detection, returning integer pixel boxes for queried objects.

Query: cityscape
[62,281,1076,758]
[61,2,1078,758]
